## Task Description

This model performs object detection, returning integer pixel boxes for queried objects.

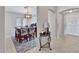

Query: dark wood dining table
[15,26,37,43]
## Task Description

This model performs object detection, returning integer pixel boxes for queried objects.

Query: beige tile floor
[27,35,79,53]
[5,37,16,53]
[5,35,79,53]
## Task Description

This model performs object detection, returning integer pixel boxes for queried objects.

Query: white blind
[64,12,79,36]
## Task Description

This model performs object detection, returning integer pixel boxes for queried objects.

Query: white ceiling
[57,6,79,12]
[5,6,79,15]
[5,6,37,14]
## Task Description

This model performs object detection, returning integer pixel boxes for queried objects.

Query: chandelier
[24,6,32,19]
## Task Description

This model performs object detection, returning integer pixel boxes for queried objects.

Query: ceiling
[5,6,79,13]
[5,6,37,14]
[57,6,79,12]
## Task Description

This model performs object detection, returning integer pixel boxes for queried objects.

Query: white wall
[37,6,56,36]
[36,6,48,47]
[0,7,5,53]
[37,6,48,36]
[37,6,56,47]
[48,8,56,38]
[5,11,23,38]
[57,12,64,38]
[5,6,37,27]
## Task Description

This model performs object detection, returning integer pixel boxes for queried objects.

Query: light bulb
[69,10,72,13]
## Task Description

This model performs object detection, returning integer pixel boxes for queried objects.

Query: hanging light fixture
[24,6,32,19]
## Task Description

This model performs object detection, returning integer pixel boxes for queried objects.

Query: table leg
[48,37,52,50]
[39,36,42,51]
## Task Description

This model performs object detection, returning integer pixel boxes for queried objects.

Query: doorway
[48,9,56,39]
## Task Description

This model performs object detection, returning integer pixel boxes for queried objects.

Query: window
[16,18,22,27]
[64,12,79,36]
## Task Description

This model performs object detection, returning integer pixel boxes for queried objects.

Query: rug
[12,37,36,53]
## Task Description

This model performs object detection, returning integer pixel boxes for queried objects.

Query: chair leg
[48,38,52,50]
[39,48,41,51]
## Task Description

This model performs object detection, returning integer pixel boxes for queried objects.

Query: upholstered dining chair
[15,28,21,43]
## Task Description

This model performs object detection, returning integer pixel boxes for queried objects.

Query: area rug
[12,37,36,53]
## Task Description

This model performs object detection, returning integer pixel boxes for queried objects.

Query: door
[48,10,56,39]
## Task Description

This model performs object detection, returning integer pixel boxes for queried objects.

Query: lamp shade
[24,6,32,19]
[44,22,49,28]
[24,14,32,19]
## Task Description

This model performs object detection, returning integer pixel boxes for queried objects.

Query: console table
[39,32,52,51]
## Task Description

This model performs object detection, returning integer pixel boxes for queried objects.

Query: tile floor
[5,35,79,53]
[27,35,79,53]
